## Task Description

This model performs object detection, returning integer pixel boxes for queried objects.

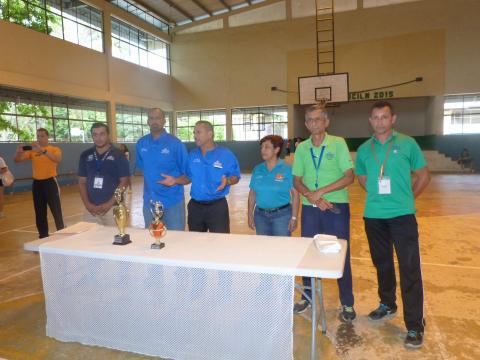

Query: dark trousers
[187,197,230,233]
[301,203,354,307]
[364,215,425,332]
[32,177,65,238]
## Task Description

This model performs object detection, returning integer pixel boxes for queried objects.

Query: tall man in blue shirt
[78,123,130,226]
[136,108,189,230]
[186,121,240,233]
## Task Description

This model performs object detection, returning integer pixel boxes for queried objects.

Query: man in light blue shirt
[186,121,240,233]
[135,108,189,230]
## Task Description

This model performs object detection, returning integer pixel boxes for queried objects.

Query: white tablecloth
[37,226,347,360]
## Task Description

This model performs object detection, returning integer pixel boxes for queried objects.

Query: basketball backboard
[298,73,349,105]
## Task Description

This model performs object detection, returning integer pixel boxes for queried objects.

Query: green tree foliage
[0,102,66,142]
[0,102,33,141]
[0,0,60,34]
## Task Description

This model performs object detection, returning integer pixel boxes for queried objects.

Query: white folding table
[26,224,346,360]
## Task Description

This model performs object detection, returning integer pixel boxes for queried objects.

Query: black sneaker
[404,330,424,348]
[341,305,356,322]
[368,303,397,321]
[293,300,310,314]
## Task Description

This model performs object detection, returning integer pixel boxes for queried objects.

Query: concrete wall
[172,0,480,136]
[0,1,174,119]
[293,97,431,139]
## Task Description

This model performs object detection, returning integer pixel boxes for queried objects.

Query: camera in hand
[22,145,32,151]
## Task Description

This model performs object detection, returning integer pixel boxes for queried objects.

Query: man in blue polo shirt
[78,123,130,226]
[136,108,189,230]
[186,120,240,233]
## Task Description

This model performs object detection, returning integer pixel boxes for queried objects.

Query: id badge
[378,177,391,195]
[93,176,104,189]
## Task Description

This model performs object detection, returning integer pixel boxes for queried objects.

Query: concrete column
[102,6,117,141]
[226,106,233,141]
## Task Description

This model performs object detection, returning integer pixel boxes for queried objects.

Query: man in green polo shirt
[355,100,430,348]
[292,104,356,322]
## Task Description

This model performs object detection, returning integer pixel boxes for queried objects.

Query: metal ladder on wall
[316,0,335,75]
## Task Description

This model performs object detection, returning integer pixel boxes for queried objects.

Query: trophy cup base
[113,234,131,245]
[151,242,165,250]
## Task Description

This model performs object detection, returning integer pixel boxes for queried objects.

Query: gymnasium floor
[0,173,479,359]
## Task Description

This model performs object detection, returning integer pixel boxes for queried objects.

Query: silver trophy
[149,200,167,249]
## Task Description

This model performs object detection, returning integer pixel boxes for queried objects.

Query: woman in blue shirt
[248,135,300,236]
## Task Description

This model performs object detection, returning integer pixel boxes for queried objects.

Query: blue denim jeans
[254,205,291,236]
[143,198,186,231]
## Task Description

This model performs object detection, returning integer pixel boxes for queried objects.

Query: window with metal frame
[444,94,480,134]
[111,17,170,74]
[115,104,171,143]
[0,0,103,52]
[175,109,226,142]
[0,86,107,142]
[110,0,169,34]
[232,105,288,141]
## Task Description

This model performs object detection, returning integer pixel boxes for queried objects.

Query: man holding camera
[14,128,65,238]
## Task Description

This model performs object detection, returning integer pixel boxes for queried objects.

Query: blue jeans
[254,205,291,236]
[143,198,185,231]
[300,203,354,307]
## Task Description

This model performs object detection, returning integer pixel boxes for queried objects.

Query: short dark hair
[260,135,284,157]
[371,101,395,115]
[90,122,109,134]
[37,128,49,136]
[148,108,165,119]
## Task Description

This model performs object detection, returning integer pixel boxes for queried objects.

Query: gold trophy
[112,187,131,245]
[149,200,167,249]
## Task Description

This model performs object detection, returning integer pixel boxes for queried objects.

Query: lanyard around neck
[94,147,111,173]
[310,146,326,189]
[371,139,393,179]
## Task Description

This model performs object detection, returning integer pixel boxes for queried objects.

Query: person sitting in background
[458,148,473,171]
[248,135,299,236]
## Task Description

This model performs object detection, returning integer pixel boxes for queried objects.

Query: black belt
[33,177,55,182]
[256,203,290,213]
[191,197,225,206]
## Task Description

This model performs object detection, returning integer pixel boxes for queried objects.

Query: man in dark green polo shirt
[292,103,356,322]
[355,100,430,349]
